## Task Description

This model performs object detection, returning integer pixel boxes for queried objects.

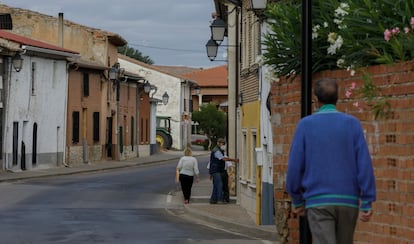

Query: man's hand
[359,210,373,222]
[292,206,305,216]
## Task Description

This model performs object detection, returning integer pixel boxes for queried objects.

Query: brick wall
[272,61,414,243]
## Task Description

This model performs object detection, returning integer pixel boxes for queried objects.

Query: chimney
[58,12,64,47]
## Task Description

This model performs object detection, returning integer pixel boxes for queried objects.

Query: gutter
[22,45,79,59]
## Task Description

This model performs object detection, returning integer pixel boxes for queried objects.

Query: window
[145,118,149,142]
[241,130,248,180]
[31,62,36,95]
[12,122,18,165]
[32,123,37,165]
[184,98,187,111]
[131,117,134,150]
[72,111,80,143]
[250,130,257,184]
[83,72,89,97]
[93,112,99,142]
[140,118,144,143]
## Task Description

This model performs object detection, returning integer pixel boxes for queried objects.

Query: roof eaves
[22,45,79,59]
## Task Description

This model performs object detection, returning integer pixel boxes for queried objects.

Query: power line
[128,43,204,53]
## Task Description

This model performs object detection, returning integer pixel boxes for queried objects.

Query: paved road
[0,156,271,243]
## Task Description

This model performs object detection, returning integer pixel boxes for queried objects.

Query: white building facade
[0,31,77,171]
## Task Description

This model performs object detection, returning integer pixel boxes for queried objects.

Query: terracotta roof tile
[154,65,202,76]
[182,65,227,87]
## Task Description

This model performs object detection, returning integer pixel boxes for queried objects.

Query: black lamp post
[300,0,313,243]
[109,62,123,159]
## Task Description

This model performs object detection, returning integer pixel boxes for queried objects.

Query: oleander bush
[263,0,414,76]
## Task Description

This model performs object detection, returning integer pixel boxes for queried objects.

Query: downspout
[136,84,140,157]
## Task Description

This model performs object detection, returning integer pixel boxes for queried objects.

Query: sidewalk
[0,150,279,242]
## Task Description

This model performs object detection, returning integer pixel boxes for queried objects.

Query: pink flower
[391,27,400,34]
[404,27,410,33]
[411,17,414,29]
[345,90,352,98]
[353,101,359,107]
[350,82,356,89]
[384,29,392,41]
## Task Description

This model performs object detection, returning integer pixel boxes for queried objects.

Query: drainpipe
[226,2,238,167]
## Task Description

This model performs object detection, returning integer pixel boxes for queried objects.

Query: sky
[0,0,226,68]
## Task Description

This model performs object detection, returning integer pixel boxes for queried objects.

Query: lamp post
[109,62,123,160]
[300,0,313,243]
[207,2,240,199]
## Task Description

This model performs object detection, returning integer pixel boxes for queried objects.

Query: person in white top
[176,147,199,204]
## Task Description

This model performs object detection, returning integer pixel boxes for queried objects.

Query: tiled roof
[0,30,78,54]
[181,65,227,87]
[154,65,202,76]
[119,54,192,80]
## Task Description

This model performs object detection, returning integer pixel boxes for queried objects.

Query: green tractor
[156,116,173,149]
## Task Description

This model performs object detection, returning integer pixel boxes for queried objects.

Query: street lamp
[12,53,23,72]
[109,62,124,160]
[194,86,201,95]
[250,0,267,10]
[162,91,169,105]
[250,0,267,20]
[143,80,151,94]
[210,17,226,42]
[109,62,123,101]
[206,38,219,61]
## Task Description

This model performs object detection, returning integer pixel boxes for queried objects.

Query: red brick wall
[272,61,414,244]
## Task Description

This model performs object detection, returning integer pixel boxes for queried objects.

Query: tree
[192,103,227,149]
[118,45,154,64]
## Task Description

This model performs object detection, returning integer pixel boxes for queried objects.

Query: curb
[182,203,279,241]
[0,154,183,183]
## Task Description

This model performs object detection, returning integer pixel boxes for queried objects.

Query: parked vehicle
[156,116,173,149]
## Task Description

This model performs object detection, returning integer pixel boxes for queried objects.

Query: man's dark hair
[314,78,338,105]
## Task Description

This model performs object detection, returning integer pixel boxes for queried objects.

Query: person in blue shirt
[209,138,238,204]
[286,78,376,243]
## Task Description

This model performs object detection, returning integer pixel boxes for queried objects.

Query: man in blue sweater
[286,78,376,243]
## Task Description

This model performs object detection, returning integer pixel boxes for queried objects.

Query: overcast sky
[0,0,225,68]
